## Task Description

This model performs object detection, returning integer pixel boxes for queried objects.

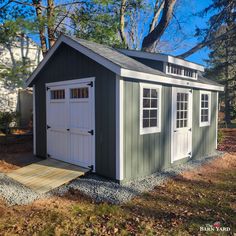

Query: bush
[0,111,18,134]
[218,129,224,144]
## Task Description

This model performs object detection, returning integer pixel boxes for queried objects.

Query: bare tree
[149,0,165,33]
[141,0,176,52]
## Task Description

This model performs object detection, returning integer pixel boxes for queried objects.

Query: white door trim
[45,77,95,87]
[45,77,96,171]
[171,87,193,163]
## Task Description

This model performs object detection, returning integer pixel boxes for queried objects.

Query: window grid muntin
[70,87,89,99]
[201,93,209,123]
[51,89,65,100]
[142,88,159,129]
[176,92,189,128]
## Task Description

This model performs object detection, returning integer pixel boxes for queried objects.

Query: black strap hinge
[88,129,94,135]
[87,81,93,87]
[88,165,94,171]
[47,125,51,129]
[46,87,50,91]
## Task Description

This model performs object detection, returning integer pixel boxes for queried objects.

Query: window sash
[140,84,161,134]
[199,91,211,126]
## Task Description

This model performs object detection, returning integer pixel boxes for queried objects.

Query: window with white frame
[140,83,161,134]
[200,91,211,127]
[166,63,198,79]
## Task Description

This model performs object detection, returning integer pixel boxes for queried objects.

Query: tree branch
[149,0,165,33]
[119,0,127,46]
[177,26,236,59]
[141,0,176,52]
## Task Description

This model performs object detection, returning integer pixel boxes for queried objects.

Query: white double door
[46,78,95,169]
[172,87,192,162]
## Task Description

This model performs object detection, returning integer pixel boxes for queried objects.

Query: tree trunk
[32,0,47,57]
[141,0,176,52]
[119,0,127,46]
[47,0,56,48]
[149,0,165,33]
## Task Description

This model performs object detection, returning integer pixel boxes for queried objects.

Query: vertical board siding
[34,43,116,179]
[192,90,217,158]
[123,82,217,181]
[123,79,172,180]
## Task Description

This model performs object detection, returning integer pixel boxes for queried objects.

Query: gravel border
[53,151,225,204]
[0,151,224,205]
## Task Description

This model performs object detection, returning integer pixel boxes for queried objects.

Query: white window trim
[199,90,211,127]
[140,83,162,135]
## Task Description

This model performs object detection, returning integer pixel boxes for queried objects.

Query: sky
[165,0,213,66]
[25,0,214,67]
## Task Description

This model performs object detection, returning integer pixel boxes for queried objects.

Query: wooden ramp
[7,159,89,194]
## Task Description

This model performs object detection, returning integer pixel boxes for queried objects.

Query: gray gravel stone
[0,173,45,205]
[0,151,224,205]
[54,151,224,204]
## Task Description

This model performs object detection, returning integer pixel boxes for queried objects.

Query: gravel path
[0,152,224,205]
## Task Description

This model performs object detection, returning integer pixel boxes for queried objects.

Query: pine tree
[204,0,236,124]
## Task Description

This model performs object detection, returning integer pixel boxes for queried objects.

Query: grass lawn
[0,129,235,235]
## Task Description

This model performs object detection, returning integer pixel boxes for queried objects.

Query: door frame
[171,87,193,163]
[45,77,96,171]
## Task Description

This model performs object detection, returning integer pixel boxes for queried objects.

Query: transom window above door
[51,89,65,100]
[176,93,189,128]
[200,91,211,127]
[70,87,89,99]
[140,83,162,135]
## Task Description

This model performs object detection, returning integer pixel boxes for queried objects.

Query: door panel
[172,87,192,162]
[68,84,93,166]
[46,79,95,169]
[47,86,68,161]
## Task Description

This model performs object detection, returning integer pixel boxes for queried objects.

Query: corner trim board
[33,85,36,155]
[116,76,124,180]
[216,92,219,149]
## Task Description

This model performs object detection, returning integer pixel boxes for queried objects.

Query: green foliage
[0,111,18,134]
[217,129,224,144]
[70,1,123,48]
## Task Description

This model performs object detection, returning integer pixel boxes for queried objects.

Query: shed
[26,35,224,182]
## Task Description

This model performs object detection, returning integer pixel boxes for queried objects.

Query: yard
[0,129,235,235]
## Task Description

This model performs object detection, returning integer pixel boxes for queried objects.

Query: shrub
[218,129,224,144]
[0,111,18,134]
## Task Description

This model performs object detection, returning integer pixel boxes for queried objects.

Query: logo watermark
[200,222,231,232]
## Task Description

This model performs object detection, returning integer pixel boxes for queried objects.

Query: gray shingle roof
[70,36,222,88]
[70,36,167,76]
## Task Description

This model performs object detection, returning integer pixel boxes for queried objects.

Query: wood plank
[7,159,89,194]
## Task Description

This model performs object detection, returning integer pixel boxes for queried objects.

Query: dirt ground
[0,140,41,173]
[0,129,235,235]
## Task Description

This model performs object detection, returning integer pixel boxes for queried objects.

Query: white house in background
[0,36,42,122]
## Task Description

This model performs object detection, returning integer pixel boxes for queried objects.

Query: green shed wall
[123,78,172,180]
[192,90,217,158]
[33,43,117,179]
[123,78,218,181]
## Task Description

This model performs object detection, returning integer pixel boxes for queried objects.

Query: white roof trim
[26,35,223,92]
[120,69,224,92]
[119,49,205,72]
[26,35,121,87]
